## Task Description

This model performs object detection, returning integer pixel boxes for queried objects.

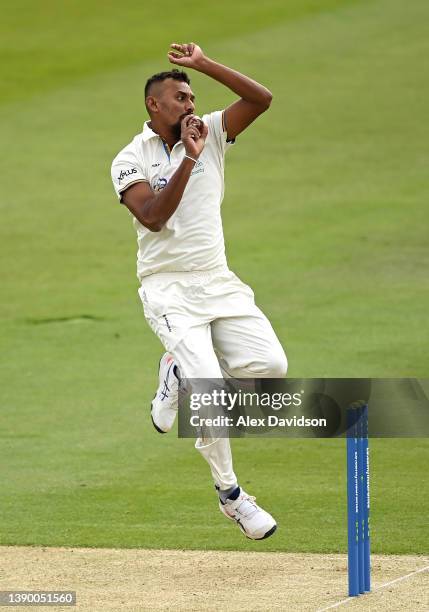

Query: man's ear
[146,96,158,114]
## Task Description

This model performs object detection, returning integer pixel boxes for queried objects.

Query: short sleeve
[203,110,235,157]
[111,142,149,202]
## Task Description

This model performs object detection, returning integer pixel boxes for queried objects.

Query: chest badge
[154,177,168,191]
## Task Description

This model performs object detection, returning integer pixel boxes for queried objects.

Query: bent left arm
[168,43,272,141]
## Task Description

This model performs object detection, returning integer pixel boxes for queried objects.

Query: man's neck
[148,120,179,150]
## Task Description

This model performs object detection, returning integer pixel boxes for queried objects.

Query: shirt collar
[142,121,160,142]
[141,121,185,153]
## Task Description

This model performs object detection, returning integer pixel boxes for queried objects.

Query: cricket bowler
[111,42,287,540]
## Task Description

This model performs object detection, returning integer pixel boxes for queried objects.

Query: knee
[265,350,288,378]
[242,349,288,378]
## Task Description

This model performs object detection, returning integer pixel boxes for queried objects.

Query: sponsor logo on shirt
[117,167,137,183]
[152,162,161,167]
[191,159,204,176]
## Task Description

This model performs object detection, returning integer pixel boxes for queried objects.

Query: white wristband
[184,154,198,164]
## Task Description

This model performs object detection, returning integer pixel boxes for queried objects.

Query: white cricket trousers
[139,266,287,491]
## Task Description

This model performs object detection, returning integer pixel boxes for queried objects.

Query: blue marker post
[362,404,371,592]
[346,403,371,597]
[357,406,365,593]
[346,407,359,597]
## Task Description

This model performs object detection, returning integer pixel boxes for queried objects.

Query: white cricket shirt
[111,110,233,281]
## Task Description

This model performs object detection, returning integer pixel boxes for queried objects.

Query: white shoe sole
[151,402,168,434]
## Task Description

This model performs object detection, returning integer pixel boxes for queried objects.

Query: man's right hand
[181,114,208,159]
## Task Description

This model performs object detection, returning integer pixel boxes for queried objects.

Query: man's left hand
[168,43,205,70]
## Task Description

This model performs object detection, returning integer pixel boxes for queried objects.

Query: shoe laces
[231,494,258,519]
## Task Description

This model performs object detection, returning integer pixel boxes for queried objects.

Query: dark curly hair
[144,69,190,99]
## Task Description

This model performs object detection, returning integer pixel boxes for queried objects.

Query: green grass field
[1,0,428,555]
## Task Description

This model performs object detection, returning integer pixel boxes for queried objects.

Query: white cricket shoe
[151,353,180,434]
[219,488,277,540]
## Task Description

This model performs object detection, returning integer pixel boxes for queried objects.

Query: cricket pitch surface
[1,547,428,611]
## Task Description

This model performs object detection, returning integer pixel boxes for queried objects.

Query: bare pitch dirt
[0,547,427,611]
